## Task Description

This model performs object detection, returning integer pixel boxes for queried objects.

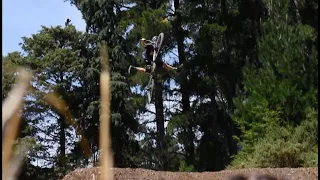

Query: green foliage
[179,160,195,172]
[123,4,171,38]
[2,52,21,100]
[231,0,318,169]
[230,107,318,168]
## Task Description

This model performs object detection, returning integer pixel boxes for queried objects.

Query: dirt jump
[62,167,318,180]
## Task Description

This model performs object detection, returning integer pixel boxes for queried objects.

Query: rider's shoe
[128,65,132,74]
[177,64,184,73]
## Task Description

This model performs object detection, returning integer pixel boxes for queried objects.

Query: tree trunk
[174,0,194,167]
[220,0,241,157]
[58,116,66,167]
[58,71,66,168]
[154,75,167,170]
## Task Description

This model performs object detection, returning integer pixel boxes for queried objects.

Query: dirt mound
[62,167,318,180]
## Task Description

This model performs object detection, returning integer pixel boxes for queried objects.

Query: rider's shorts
[143,46,153,58]
[155,60,163,67]
[143,50,153,65]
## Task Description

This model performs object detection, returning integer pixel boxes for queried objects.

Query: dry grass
[44,92,91,158]
[98,40,114,180]
[2,69,32,180]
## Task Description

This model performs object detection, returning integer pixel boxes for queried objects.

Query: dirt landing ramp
[62,167,318,180]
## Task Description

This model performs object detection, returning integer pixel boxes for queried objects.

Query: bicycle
[146,32,164,104]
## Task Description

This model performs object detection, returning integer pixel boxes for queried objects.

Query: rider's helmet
[140,38,146,48]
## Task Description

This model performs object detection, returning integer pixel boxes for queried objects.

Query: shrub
[229,108,318,168]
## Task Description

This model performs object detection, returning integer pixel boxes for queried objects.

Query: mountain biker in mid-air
[128,36,182,74]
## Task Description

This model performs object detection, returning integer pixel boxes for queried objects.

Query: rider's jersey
[142,36,158,65]
[143,44,154,65]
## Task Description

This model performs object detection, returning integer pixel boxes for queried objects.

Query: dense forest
[2,0,318,179]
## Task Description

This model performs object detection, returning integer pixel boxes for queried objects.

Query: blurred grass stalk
[99,40,114,180]
[2,69,32,180]
[44,92,92,159]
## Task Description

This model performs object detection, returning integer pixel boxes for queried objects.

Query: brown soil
[62,167,318,180]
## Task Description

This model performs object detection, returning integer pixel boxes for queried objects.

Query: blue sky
[3,0,86,55]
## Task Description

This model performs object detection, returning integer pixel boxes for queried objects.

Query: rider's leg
[143,48,153,65]
[162,62,177,71]
[135,67,147,72]
[128,65,149,74]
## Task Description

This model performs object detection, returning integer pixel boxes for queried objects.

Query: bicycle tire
[152,33,164,62]
[156,32,164,54]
